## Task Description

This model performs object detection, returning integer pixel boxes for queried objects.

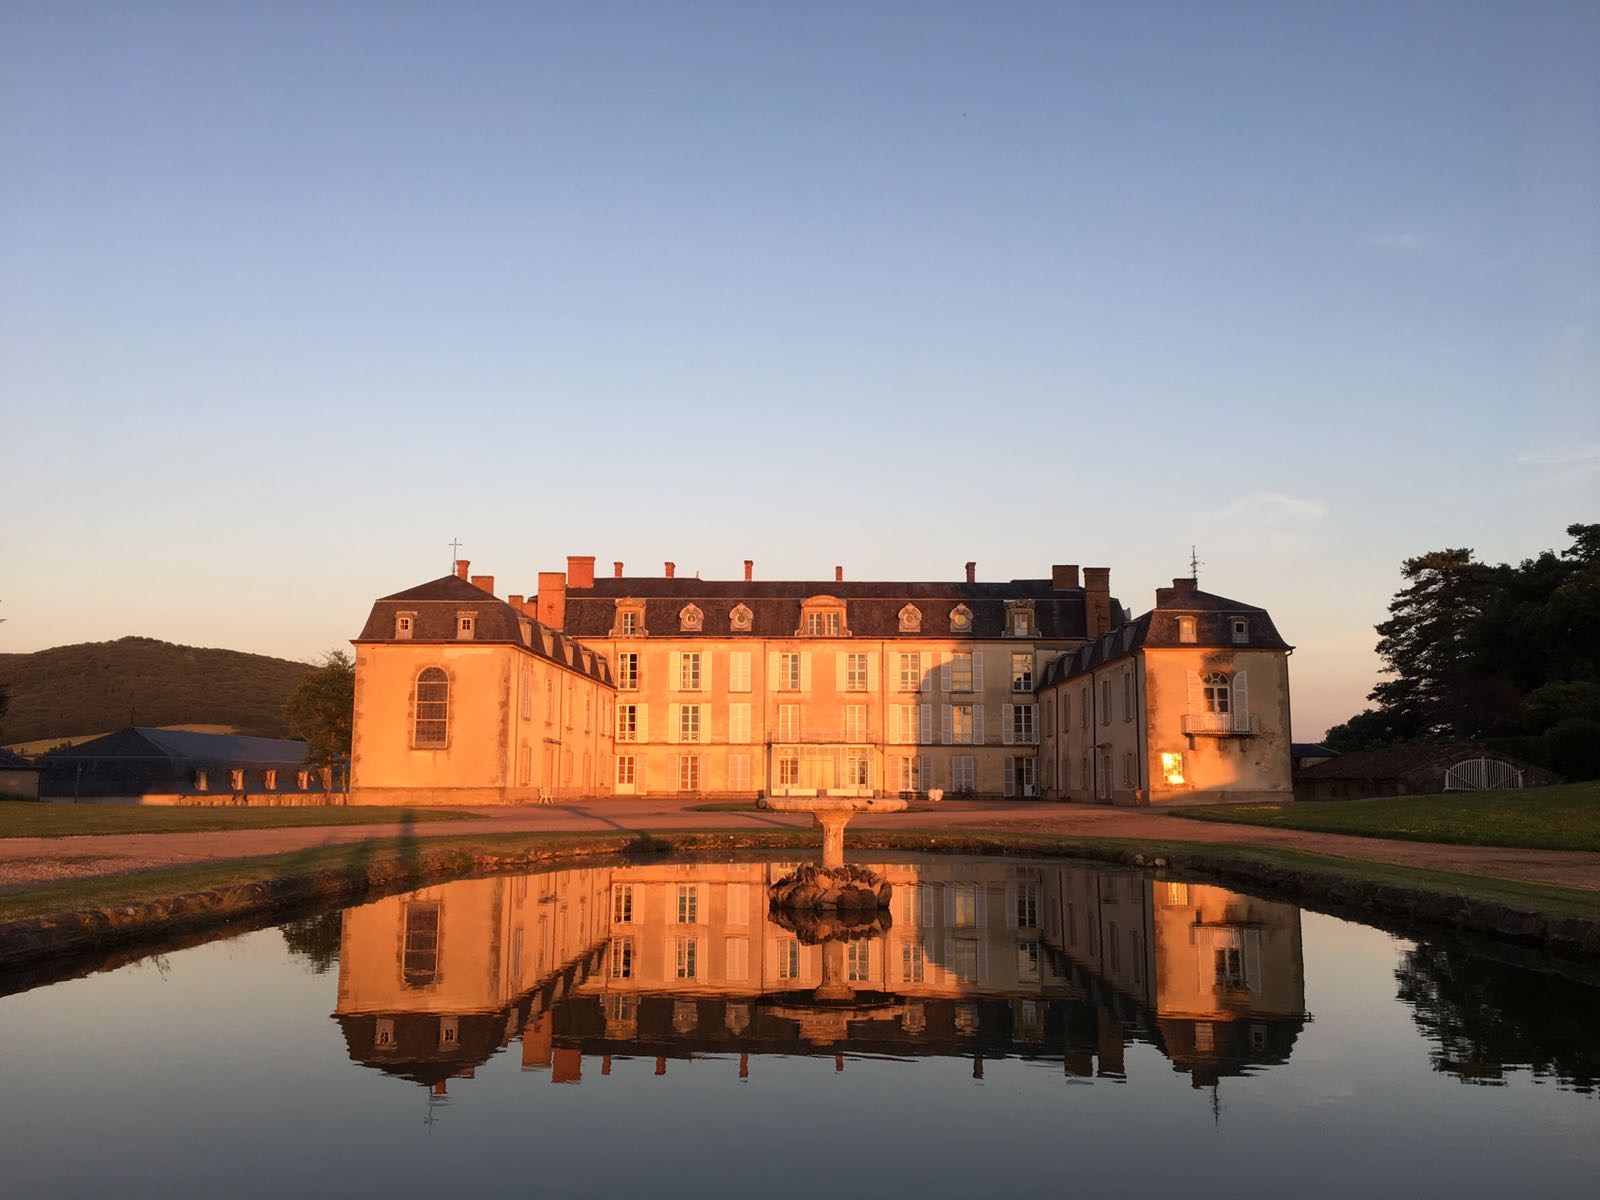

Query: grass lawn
[0,800,479,839]
[1173,781,1600,852]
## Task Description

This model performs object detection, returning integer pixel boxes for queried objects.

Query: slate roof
[1036,587,1291,689]
[562,577,1113,641]
[44,727,308,765]
[356,575,612,687]
[1291,743,1339,760]
[0,747,40,770]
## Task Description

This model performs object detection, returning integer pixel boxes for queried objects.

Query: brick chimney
[507,593,524,611]
[965,561,976,583]
[614,561,624,578]
[1052,564,1080,591]
[536,570,567,630]
[454,559,470,580]
[744,559,753,581]
[567,556,595,589]
[1156,577,1200,608]
[664,561,675,579]
[835,566,844,582]
[1083,567,1112,636]
[470,574,495,596]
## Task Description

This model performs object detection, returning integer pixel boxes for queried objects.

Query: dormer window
[194,769,208,792]
[806,611,840,637]
[1006,601,1035,637]
[622,611,639,636]
[729,603,753,632]
[296,770,310,789]
[614,601,646,638]
[230,769,245,791]
[899,604,922,633]
[1231,618,1250,644]
[456,612,476,640]
[679,604,704,632]
[949,604,973,633]
[1178,617,1197,644]
[263,769,277,791]
[395,612,415,640]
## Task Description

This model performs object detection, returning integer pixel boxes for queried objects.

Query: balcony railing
[1182,713,1259,736]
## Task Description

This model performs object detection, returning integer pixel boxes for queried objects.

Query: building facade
[349,571,615,805]
[1036,577,1295,806]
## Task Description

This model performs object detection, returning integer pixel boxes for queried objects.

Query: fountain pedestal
[762,794,908,912]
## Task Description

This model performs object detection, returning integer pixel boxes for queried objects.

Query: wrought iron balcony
[1182,713,1259,735]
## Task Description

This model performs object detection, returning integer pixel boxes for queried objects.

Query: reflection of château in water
[334,860,1304,1091]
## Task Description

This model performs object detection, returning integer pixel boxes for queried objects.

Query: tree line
[1325,523,1600,779]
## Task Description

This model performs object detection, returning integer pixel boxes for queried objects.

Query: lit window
[612,885,634,923]
[263,769,277,791]
[1161,752,1186,784]
[194,769,208,792]
[950,705,974,744]
[1011,653,1032,692]
[617,704,638,742]
[1203,673,1231,714]
[609,938,634,979]
[847,940,872,982]
[401,901,441,988]
[953,883,978,927]
[902,942,926,983]
[898,652,922,692]
[296,770,309,789]
[617,652,638,690]
[1178,617,1197,643]
[778,754,801,786]
[949,653,974,693]
[846,753,870,786]
[674,938,698,979]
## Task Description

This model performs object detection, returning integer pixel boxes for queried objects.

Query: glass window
[401,901,441,988]
[898,653,922,691]
[950,653,974,692]
[1203,673,1231,714]
[414,668,449,747]
[679,653,701,691]
[845,652,869,691]
[1011,653,1032,692]
[617,652,638,690]
[676,884,699,924]
[778,653,801,690]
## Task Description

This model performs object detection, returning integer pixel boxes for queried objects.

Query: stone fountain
[762,794,908,915]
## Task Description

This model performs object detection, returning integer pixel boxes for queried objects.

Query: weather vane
[1189,545,1203,584]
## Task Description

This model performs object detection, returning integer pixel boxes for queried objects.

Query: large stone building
[348,556,1294,805]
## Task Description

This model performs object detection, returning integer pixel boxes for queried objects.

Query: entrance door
[615,754,637,795]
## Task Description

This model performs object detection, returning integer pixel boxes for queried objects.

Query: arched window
[1202,672,1231,714]
[414,668,450,747]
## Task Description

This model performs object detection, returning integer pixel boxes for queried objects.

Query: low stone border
[2,830,1597,983]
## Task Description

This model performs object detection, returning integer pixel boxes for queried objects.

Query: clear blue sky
[3,1,1596,739]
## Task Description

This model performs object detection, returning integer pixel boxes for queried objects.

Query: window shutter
[636,703,648,744]
[941,704,953,745]
[1002,704,1015,745]
[834,653,845,692]
[668,755,679,791]
[1004,757,1015,796]
[702,653,713,692]
[940,653,952,693]
[1233,671,1249,730]
[918,753,930,790]
[974,705,985,744]
[668,703,680,744]
[920,704,933,745]
[1186,670,1204,715]
[867,656,879,691]
[943,888,955,925]
[920,652,933,692]
[973,653,985,693]
[801,653,812,692]
[768,651,781,684]
[670,652,681,691]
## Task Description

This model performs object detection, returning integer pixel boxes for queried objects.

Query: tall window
[613,884,634,923]
[1203,673,1231,714]
[778,939,800,980]
[401,901,441,987]
[1100,679,1112,725]
[729,651,751,692]
[845,652,869,691]
[847,940,872,982]
[777,754,801,786]
[676,884,699,923]
[951,755,975,792]
[679,652,702,691]
[677,755,700,790]
[1123,672,1134,721]
[950,653,974,693]
[679,704,702,742]
[728,703,751,744]
[617,704,638,742]
[898,653,922,692]
[844,704,867,743]
[1011,653,1033,692]
[615,755,636,785]
[1016,883,1040,928]
[1178,616,1197,643]
[846,753,870,787]
[950,705,974,744]
[1011,704,1035,744]
[620,610,639,636]
[778,653,802,690]
[609,937,634,979]
[778,704,803,741]
[674,938,698,979]
[414,668,449,747]
[902,942,926,983]
[617,652,638,690]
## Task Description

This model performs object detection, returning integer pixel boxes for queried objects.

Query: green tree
[283,651,355,772]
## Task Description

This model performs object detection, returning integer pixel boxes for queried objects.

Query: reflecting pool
[2,855,1596,1199]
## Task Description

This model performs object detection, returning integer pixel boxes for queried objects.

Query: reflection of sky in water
[1,858,1596,1200]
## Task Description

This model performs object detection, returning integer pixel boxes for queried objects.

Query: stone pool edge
[2,830,1598,977]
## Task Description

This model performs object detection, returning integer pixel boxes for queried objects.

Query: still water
[1,855,1595,1199]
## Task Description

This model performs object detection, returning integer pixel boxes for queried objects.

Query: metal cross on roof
[448,538,463,570]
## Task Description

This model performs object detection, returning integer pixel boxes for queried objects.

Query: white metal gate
[1443,758,1523,792]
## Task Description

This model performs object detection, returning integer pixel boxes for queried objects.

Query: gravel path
[1,798,1596,892]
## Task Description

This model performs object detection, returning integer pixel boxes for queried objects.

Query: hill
[0,637,313,746]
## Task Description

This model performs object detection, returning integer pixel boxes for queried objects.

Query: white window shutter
[920,704,933,745]
[768,651,781,683]
[867,656,879,691]
[667,703,680,744]
[670,651,681,690]
[668,755,679,790]
[1234,670,1249,729]
[1187,670,1204,714]
[834,653,844,692]
[1004,757,1015,796]
[1004,885,1018,929]
[702,653,713,692]
[940,653,952,693]
[801,653,812,692]
[637,703,648,744]
[973,653,985,692]
[1002,703,1015,745]
[941,704,953,745]
[920,651,933,692]
[974,705,985,744]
